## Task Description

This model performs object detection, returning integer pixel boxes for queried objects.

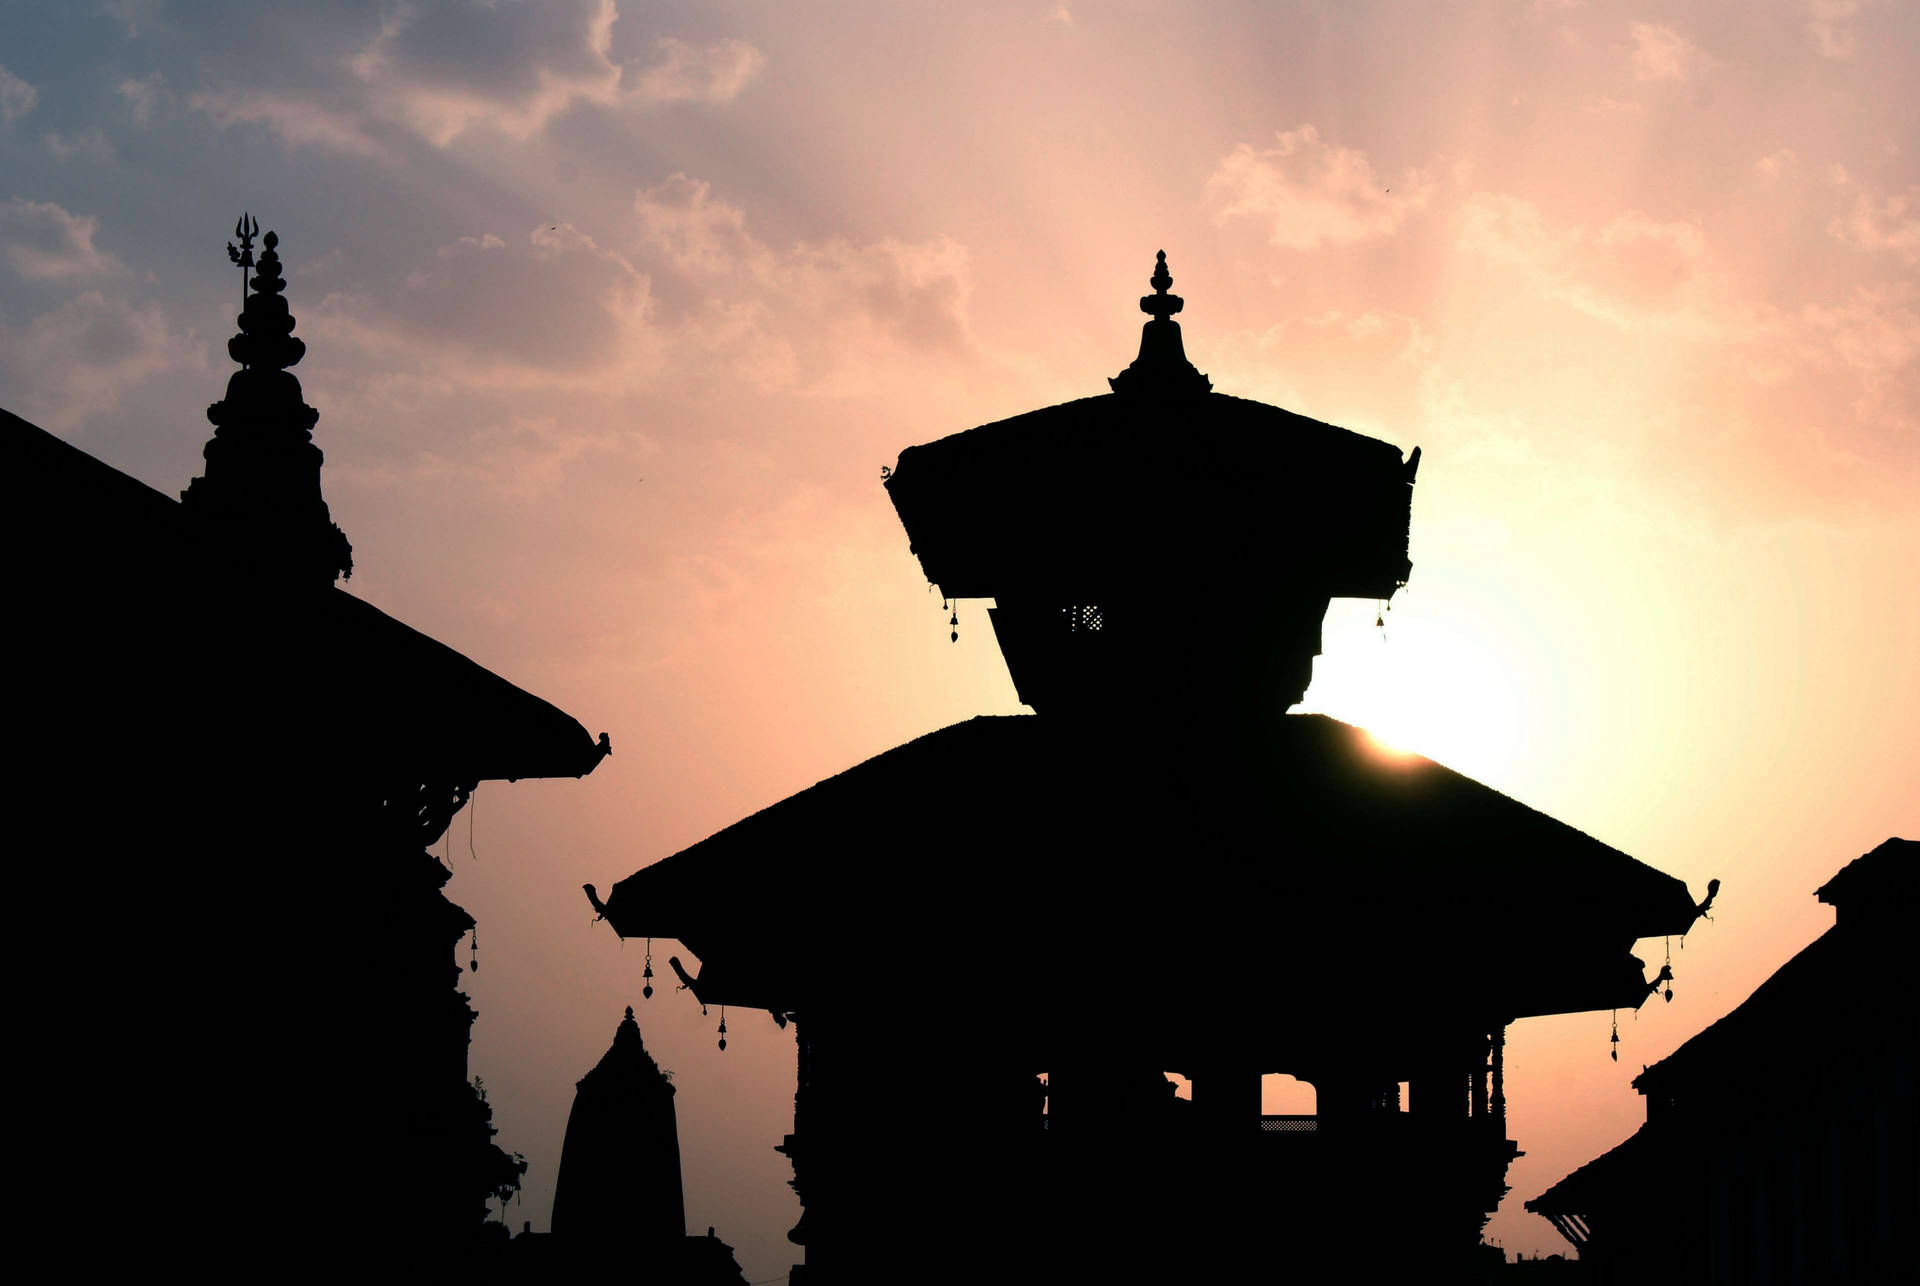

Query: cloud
[0,198,122,279]
[1457,194,1743,337]
[349,0,624,145]
[1806,0,1863,59]
[118,73,167,126]
[1202,309,1434,432]
[0,62,36,123]
[313,220,653,384]
[1756,149,1799,177]
[1206,126,1435,250]
[1829,184,1920,264]
[632,37,766,104]
[187,1,764,153]
[0,292,205,432]
[1629,22,1702,82]
[190,89,385,156]
[44,128,116,163]
[633,173,976,394]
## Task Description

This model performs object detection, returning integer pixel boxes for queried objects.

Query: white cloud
[1206,125,1436,250]
[350,0,624,145]
[0,291,205,432]
[632,37,766,104]
[118,73,167,127]
[1457,194,1749,338]
[1629,22,1702,82]
[44,128,115,163]
[633,173,976,394]
[190,2,765,153]
[0,198,122,279]
[1806,0,1863,60]
[1756,149,1800,177]
[0,62,36,123]
[190,89,385,156]
[1829,184,1920,264]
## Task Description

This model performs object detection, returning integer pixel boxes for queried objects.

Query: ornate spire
[183,219,352,586]
[1109,250,1212,398]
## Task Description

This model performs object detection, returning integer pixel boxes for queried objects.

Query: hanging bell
[1376,613,1385,628]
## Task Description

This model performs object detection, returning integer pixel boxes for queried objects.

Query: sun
[1300,599,1529,784]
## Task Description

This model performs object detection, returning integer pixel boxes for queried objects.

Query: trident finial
[226,213,259,309]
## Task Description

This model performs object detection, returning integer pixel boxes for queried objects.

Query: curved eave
[599,714,1698,963]
[884,393,1415,600]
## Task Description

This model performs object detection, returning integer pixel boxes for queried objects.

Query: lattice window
[1061,604,1105,632]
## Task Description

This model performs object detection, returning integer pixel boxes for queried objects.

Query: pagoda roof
[6,406,607,784]
[885,391,1415,600]
[598,713,1698,1033]
[1525,1122,1654,1220]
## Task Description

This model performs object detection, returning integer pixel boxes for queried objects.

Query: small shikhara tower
[182,216,353,587]
[591,254,1713,1283]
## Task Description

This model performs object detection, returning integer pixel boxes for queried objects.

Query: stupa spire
[183,218,352,586]
[1109,249,1211,398]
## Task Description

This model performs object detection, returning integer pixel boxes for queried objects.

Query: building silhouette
[534,1006,748,1283]
[1527,836,1917,1283]
[552,1005,687,1247]
[585,253,1717,1282]
[7,219,609,1261]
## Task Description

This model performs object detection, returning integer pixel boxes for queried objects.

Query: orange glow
[7,1,1917,1273]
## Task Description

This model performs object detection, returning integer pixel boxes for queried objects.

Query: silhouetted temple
[9,219,608,1260]
[1528,837,1916,1283]
[540,1007,748,1283]
[587,253,1715,1282]
[553,1006,686,1246]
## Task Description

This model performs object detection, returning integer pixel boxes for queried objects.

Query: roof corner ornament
[1109,249,1212,398]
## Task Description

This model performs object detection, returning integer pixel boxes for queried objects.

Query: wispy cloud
[189,1,764,153]
[632,37,766,104]
[0,198,122,279]
[1829,184,1920,265]
[1806,0,1863,60]
[1206,125,1435,250]
[44,128,115,163]
[117,73,167,127]
[1629,22,1704,82]
[0,62,36,124]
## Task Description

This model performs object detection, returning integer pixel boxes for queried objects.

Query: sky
[3,0,1915,1272]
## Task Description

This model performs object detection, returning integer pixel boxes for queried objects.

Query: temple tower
[552,1006,688,1249]
[181,216,352,587]
[592,252,1710,1284]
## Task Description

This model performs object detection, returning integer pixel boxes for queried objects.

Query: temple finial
[1141,250,1183,321]
[1110,248,1210,397]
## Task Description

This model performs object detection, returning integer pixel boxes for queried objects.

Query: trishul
[225,212,259,308]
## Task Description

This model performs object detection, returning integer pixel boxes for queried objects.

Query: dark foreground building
[1528,837,1917,1283]
[7,222,608,1260]
[586,254,1717,1283]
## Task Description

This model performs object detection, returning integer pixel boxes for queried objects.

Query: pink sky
[3,1,1915,1273]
